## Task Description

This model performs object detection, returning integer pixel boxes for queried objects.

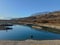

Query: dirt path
[0,40,60,45]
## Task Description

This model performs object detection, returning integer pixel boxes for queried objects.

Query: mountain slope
[12,11,60,24]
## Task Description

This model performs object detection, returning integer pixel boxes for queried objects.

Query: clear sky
[0,0,60,19]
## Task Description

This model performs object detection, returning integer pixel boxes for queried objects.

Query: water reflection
[36,26,60,34]
[0,25,60,40]
[0,26,12,31]
[26,25,60,34]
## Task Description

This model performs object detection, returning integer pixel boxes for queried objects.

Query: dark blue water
[0,25,60,40]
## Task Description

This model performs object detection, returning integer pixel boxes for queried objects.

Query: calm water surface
[0,25,60,40]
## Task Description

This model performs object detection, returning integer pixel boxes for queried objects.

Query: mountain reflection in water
[0,26,12,31]
[35,26,60,34]
[0,25,60,40]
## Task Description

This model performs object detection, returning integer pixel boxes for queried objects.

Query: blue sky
[0,0,60,19]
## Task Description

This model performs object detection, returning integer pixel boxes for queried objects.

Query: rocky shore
[32,23,60,30]
[38,24,60,29]
[0,40,60,45]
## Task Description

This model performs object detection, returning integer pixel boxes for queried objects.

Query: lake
[0,25,60,40]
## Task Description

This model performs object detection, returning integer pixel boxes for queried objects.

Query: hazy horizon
[0,0,60,19]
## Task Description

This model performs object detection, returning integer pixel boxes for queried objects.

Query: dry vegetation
[13,11,60,25]
[0,11,60,25]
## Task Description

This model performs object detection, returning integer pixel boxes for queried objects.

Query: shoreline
[32,23,60,30]
[31,23,60,33]
[0,40,60,45]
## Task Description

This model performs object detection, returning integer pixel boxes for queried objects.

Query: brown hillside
[11,11,60,24]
